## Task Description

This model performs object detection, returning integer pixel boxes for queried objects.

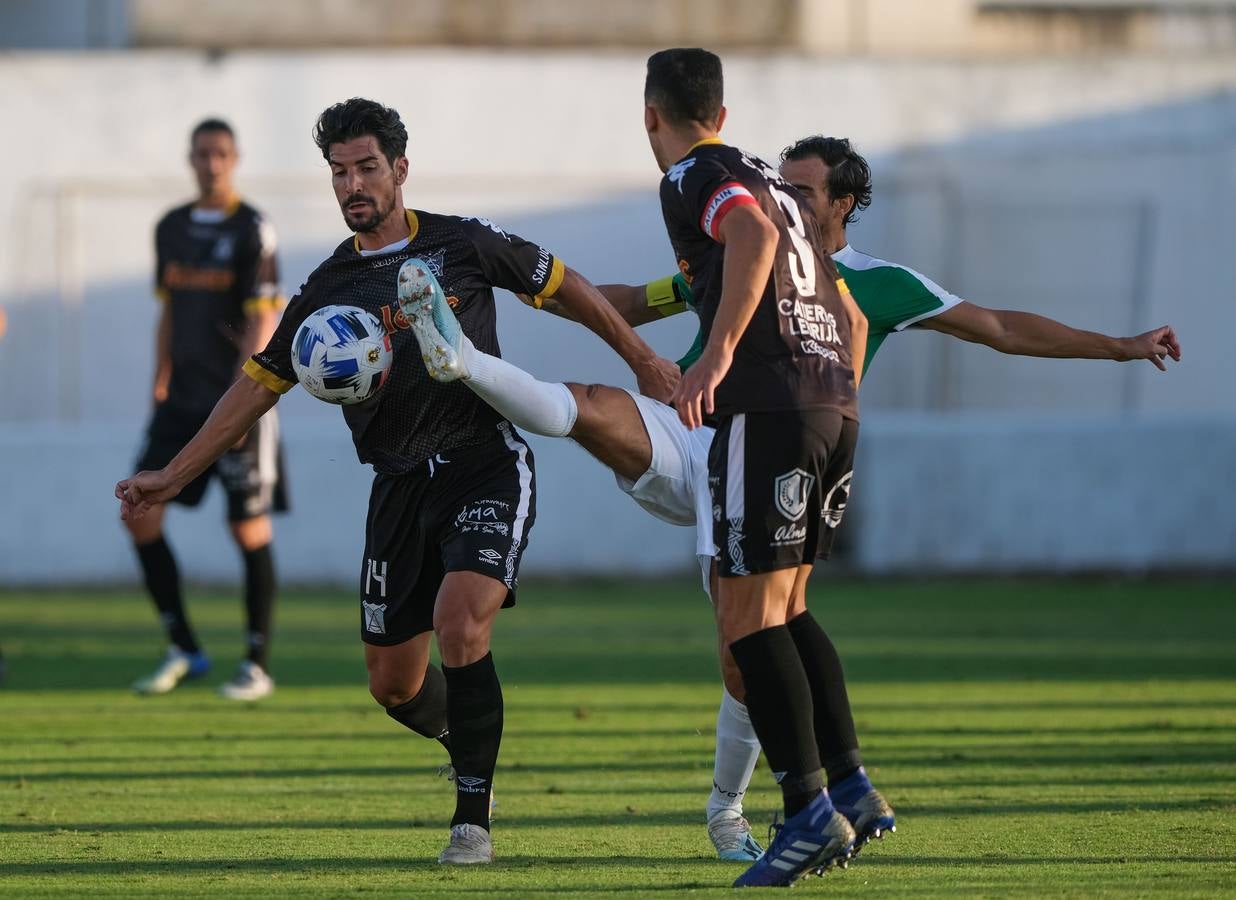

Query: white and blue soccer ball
[291,305,393,405]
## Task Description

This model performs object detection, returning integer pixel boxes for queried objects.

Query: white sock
[459,338,578,437]
[707,689,762,821]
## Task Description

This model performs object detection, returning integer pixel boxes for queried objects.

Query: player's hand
[671,345,731,430]
[1121,325,1181,371]
[116,469,180,521]
[635,355,681,405]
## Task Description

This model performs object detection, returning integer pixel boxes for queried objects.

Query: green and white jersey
[832,244,964,375]
[673,245,962,375]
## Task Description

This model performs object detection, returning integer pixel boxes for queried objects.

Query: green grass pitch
[1,578,1234,897]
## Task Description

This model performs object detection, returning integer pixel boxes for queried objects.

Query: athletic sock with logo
[241,543,276,670]
[458,339,577,437]
[443,652,503,829]
[729,625,824,817]
[787,610,862,785]
[707,689,762,821]
[385,663,451,751]
[135,535,200,654]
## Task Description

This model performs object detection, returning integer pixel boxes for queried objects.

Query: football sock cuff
[460,340,578,437]
[386,663,450,747]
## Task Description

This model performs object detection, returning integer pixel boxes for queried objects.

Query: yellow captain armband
[836,277,853,299]
[646,274,687,318]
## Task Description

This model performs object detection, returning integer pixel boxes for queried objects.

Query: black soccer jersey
[155,199,282,414]
[659,139,859,420]
[245,210,564,474]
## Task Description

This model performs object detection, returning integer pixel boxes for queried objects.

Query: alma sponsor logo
[772,523,807,545]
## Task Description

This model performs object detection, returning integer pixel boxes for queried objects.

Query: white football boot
[132,646,210,695]
[396,257,470,382]
[708,810,765,861]
[217,661,275,701]
[437,823,494,864]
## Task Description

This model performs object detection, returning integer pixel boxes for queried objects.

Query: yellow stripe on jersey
[687,136,724,153]
[243,358,295,394]
[535,257,566,302]
[243,295,287,315]
[352,210,419,254]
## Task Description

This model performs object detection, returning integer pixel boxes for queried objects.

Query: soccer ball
[291,305,393,404]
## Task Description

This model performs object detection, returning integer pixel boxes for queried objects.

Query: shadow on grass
[2,852,1233,885]
[4,796,1234,836]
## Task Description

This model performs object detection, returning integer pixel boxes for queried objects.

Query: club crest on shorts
[774,468,815,521]
[362,601,387,635]
[822,471,853,528]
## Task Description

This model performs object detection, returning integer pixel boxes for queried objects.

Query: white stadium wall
[1,51,1234,582]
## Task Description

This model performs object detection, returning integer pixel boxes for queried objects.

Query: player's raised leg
[398,257,655,483]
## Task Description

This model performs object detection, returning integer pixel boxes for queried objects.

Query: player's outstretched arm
[671,205,779,429]
[923,302,1182,371]
[116,375,279,519]
[548,266,681,402]
[522,275,690,328]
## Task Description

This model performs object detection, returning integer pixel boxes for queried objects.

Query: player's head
[313,98,410,235]
[644,48,727,172]
[188,118,238,203]
[779,136,872,234]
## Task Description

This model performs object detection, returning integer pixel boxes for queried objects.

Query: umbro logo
[478,548,502,565]
[456,775,488,794]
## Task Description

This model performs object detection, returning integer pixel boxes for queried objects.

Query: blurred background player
[126,118,287,700]
[117,98,678,865]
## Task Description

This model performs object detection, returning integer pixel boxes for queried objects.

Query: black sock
[241,544,276,670]
[135,536,199,654]
[787,610,862,786]
[385,664,451,751]
[443,653,503,830]
[729,626,823,816]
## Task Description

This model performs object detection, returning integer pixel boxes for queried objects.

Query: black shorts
[709,410,857,578]
[137,403,289,522]
[359,424,536,646]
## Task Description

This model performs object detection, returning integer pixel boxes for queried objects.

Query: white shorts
[614,391,717,564]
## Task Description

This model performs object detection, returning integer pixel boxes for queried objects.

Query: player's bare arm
[117,375,278,519]
[923,302,1182,371]
[836,279,869,389]
[671,204,778,429]
[546,266,681,402]
[524,276,687,329]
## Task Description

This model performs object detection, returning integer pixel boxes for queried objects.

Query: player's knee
[368,677,418,709]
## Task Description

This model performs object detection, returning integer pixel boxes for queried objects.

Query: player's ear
[715,105,727,132]
[393,155,409,185]
[644,104,659,133]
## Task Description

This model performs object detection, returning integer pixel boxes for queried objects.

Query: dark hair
[781,136,872,226]
[190,118,234,147]
[645,48,723,126]
[313,98,408,165]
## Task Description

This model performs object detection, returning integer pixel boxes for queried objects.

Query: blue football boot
[732,792,855,888]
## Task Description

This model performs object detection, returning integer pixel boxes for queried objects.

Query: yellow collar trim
[193,195,242,218]
[687,137,724,153]
[354,209,419,253]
